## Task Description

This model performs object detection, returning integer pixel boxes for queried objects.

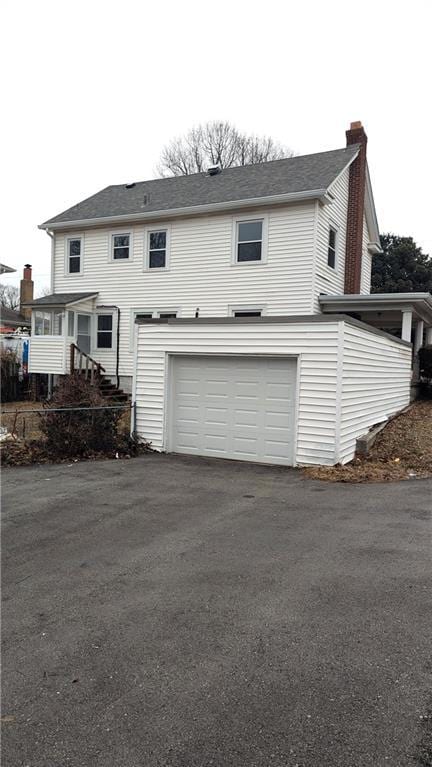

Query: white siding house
[27,122,422,467]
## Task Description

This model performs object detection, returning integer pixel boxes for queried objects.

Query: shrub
[39,374,123,458]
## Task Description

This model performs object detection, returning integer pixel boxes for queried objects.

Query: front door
[76,314,91,354]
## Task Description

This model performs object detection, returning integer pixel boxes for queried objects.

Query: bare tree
[38,286,52,298]
[0,283,20,310]
[158,121,293,176]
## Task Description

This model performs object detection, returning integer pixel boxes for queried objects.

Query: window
[158,312,177,319]
[136,313,153,321]
[67,238,82,274]
[97,314,113,348]
[148,230,168,269]
[34,310,63,335]
[67,311,75,336]
[52,310,63,335]
[233,310,262,317]
[236,220,263,262]
[34,311,51,335]
[328,226,337,268]
[111,233,130,260]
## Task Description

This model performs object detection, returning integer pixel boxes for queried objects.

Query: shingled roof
[40,145,359,228]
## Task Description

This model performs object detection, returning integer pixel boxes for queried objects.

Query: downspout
[116,307,120,390]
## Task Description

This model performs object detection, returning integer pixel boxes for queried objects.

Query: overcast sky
[2,0,430,294]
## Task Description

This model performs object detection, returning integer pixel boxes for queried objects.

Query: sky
[2,0,431,295]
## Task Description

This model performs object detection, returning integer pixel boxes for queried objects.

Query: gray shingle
[41,146,359,227]
[0,306,27,325]
[25,292,98,307]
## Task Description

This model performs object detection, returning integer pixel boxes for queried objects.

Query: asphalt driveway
[2,454,431,767]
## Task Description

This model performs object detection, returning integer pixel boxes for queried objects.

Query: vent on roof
[125,182,136,189]
[207,165,221,176]
[143,193,149,205]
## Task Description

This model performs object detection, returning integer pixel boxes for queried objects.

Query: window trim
[94,310,115,351]
[229,304,267,317]
[129,307,180,349]
[65,234,84,276]
[327,223,338,270]
[144,226,171,271]
[231,214,268,266]
[110,231,133,262]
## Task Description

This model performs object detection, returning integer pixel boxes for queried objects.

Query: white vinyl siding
[314,167,349,309]
[360,213,372,294]
[339,323,412,463]
[134,320,341,466]
[134,318,412,467]
[52,202,316,379]
[29,337,66,374]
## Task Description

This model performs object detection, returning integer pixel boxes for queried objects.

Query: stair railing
[69,343,106,384]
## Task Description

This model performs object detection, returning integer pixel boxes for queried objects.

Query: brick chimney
[20,264,34,321]
[344,121,367,294]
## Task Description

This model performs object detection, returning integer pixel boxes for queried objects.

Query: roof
[40,146,360,228]
[0,305,27,326]
[24,292,98,308]
[319,293,432,324]
[0,263,16,275]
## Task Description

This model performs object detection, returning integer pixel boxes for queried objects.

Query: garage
[133,316,412,467]
[168,355,297,465]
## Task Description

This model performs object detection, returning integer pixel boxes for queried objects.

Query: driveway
[2,454,431,767]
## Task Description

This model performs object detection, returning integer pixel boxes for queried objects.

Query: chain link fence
[1,403,134,443]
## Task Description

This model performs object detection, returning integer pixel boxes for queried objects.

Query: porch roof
[319,293,432,325]
[24,292,98,309]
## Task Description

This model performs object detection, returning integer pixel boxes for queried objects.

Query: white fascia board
[364,164,381,247]
[319,293,432,322]
[38,189,331,231]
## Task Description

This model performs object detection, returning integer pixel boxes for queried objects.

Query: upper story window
[111,233,131,260]
[96,314,113,348]
[146,229,169,269]
[67,237,82,274]
[233,310,262,317]
[327,226,337,269]
[235,219,265,263]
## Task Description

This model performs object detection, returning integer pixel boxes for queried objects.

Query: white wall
[134,319,341,466]
[29,337,66,374]
[339,323,412,463]
[360,213,372,294]
[53,202,317,378]
[134,318,412,467]
[314,166,349,309]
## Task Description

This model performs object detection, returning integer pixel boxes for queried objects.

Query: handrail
[69,343,106,384]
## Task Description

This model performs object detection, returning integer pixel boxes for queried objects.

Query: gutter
[39,189,332,231]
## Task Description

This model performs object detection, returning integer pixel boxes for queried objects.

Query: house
[0,265,33,334]
[27,122,432,466]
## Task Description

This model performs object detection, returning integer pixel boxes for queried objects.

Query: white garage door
[169,355,297,465]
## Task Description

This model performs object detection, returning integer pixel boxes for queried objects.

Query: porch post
[401,309,412,343]
[426,326,432,345]
[414,319,424,354]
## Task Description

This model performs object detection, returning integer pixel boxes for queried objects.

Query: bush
[39,374,123,458]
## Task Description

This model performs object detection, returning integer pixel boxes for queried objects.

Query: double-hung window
[97,314,113,348]
[147,229,168,269]
[327,226,337,269]
[235,219,263,263]
[34,310,63,335]
[111,233,131,260]
[67,237,82,274]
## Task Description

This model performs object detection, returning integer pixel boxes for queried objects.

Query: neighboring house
[0,305,28,334]
[27,122,432,466]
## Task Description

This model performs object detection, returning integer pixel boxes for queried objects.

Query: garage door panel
[170,356,296,466]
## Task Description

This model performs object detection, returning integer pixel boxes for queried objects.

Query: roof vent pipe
[207,165,221,176]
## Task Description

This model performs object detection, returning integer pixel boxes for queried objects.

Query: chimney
[344,121,367,294]
[20,264,34,321]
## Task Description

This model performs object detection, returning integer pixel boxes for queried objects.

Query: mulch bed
[0,437,152,467]
[303,399,432,483]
